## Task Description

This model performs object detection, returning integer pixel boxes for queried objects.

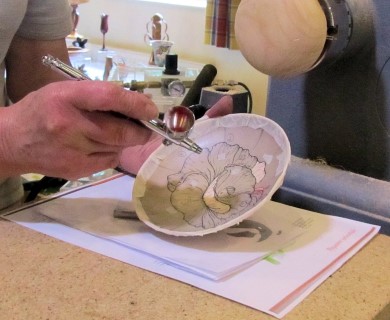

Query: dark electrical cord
[237,81,253,114]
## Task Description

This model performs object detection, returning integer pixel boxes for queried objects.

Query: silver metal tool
[42,54,202,154]
[42,54,91,80]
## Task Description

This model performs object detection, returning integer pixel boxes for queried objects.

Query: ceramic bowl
[133,113,291,236]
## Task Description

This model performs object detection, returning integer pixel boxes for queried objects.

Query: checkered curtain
[204,0,241,49]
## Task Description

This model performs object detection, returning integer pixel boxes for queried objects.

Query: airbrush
[41,54,202,154]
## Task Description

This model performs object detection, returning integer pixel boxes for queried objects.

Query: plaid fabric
[204,0,241,50]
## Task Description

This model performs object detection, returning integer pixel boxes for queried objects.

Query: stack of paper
[27,181,310,280]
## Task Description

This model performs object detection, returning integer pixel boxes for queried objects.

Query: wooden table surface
[0,217,389,320]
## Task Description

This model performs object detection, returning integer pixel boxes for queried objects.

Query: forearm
[0,107,26,178]
[5,36,70,102]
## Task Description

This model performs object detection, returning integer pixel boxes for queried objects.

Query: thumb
[204,95,234,119]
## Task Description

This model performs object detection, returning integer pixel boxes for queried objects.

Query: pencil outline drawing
[167,142,266,229]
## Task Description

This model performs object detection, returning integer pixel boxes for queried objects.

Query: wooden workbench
[0,217,389,320]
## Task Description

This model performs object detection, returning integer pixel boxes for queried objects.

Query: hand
[0,80,158,180]
[119,95,234,175]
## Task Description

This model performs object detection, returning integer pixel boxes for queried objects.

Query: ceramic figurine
[144,13,169,65]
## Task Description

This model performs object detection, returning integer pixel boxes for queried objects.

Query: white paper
[20,175,307,280]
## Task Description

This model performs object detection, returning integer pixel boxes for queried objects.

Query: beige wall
[76,0,268,115]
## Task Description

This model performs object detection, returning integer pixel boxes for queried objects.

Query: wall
[76,0,268,115]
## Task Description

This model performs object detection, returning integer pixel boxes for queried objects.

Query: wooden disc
[235,0,327,77]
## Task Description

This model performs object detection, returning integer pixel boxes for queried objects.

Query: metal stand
[267,0,390,234]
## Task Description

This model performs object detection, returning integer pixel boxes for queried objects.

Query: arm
[5,35,71,102]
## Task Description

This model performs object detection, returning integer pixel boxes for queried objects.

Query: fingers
[80,111,153,147]
[44,81,158,148]
[37,152,121,181]
[119,134,163,175]
[0,80,161,179]
[54,81,159,120]
[204,95,234,119]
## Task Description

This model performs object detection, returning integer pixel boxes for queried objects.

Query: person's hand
[119,95,234,175]
[0,80,158,180]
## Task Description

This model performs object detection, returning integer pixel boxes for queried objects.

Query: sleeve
[17,0,73,40]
